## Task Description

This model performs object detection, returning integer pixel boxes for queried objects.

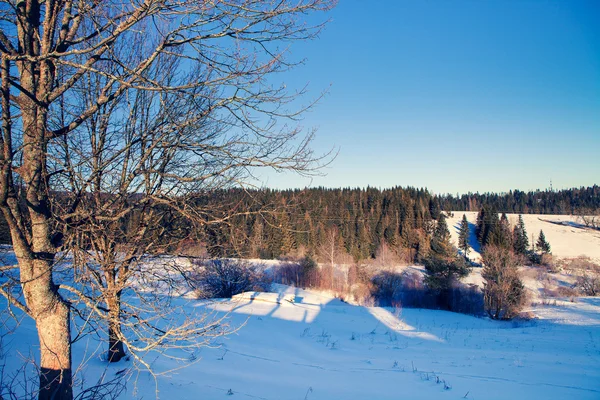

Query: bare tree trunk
[18,257,73,400]
[107,294,126,363]
[37,301,73,400]
[15,100,73,399]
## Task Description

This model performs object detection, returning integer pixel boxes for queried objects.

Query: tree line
[0,185,595,264]
[438,185,600,214]
[172,185,597,262]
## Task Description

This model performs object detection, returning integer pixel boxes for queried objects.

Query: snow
[2,281,600,399]
[447,212,600,263]
[231,291,296,304]
[1,214,600,399]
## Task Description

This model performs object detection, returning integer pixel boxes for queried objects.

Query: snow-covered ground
[2,283,600,400]
[447,212,600,263]
[2,214,600,399]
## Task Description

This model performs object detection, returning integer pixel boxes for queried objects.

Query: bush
[274,255,321,288]
[527,251,555,270]
[448,283,484,315]
[577,273,600,296]
[371,271,403,307]
[395,271,435,309]
[346,264,375,305]
[176,239,208,258]
[561,256,600,296]
[482,247,526,320]
[541,284,579,299]
[191,259,271,298]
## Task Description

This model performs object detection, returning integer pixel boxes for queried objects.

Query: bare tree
[576,209,599,230]
[318,225,346,267]
[481,246,526,320]
[0,1,336,398]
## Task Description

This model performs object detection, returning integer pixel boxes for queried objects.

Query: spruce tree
[430,213,452,257]
[512,214,529,255]
[424,212,470,309]
[476,205,501,247]
[429,198,441,220]
[458,214,470,256]
[536,230,551,254]
[498,213,512,249]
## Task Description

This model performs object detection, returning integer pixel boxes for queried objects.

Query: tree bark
[107,294,126,363]
[14,90,74,398]
[18,258,73,400]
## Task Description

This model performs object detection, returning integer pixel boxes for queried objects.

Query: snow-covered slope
[2,214,600,399]
[447,212,600,263]
[3,284,600,400]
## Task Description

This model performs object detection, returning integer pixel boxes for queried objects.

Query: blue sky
[260,0,600,194]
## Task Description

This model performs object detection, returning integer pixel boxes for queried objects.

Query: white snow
[447,212,600,263]
[2,282,600,399]
[1,213,600,399]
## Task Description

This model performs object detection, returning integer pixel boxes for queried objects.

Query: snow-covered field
[1,213,600,399]
[3,284,600,400]
[447,212,600,263]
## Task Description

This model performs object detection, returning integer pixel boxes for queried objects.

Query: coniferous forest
[175,185,599,261]
[1,185,598,262]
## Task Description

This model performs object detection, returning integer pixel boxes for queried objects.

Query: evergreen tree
[430,213,452,257]
[423,254,470,310]
[536,230,551,254]
[424,212,470,309]
[249,217,264,258]
[498,213,512,249]
[476,206,501,247]
[458,214,470,255]
[429,198,441,220]
[434,213,450,242]
[512,214,529,255]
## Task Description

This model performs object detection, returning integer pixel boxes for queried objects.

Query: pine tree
[434,213,450,242]
[429,198,441,220]
[498,213,512,249]
[430,213,452,257]
[458,214,470,255]
[249,217,264,258]
[423,212,471,309]
[512,214,529,255]
[536,230,551,254]
[476,205,501,247]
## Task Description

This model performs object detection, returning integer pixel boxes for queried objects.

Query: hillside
[2,213,600,399]
[447,212,600,263]
[2,283,599,400]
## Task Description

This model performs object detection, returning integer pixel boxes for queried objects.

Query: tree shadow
[452,221,482,265]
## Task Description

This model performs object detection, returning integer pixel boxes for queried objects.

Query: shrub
[396,271,434,309]
[176,239,208,258]
[347,264,375,305]
[577,273,600,296]
[482,246,526,320]
[371,270,404,307]
[540,253,556,271]
[541,285,579,299]
[273,255,319,288]
[448,283,484,315]
[191,259,271,298]
[562,256,600,296]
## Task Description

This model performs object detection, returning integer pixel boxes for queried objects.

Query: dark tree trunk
[106,293,126,363]
[107,320,126,363]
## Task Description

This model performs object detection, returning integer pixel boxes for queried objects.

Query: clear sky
[260,0,600,195]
